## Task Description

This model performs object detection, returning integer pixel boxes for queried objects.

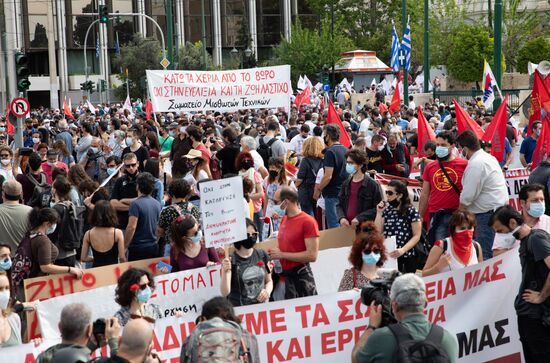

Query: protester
[215,126,241,176]
[0,180,32,252]
[36,302,120,362]
[0,146,18,181]
[528,154,550,216]
[269,187,319,299]
[143,159,164,206]
[338,221,387,291]
[169,214,219,272]
[263,156,293,234]
[381,132,410,177]
[16,152,46,205]
[490,205,550,363]
[365,134,385,174]
[114,268,162,326]
[259,119,287,160]
[337,149,382,226]
[220,218,273,306]
[125,173,162,261]
[239,135,268,178]
[375,179,421,273]
[318,124,349,228]
[520,121,540,169]
[80,200,126,267]
[183,149,209,182]
[352,274,458,363]
[296,137,324,216]
[457,130,508,259]
[110,153,139,229]
[236,151,265,235]
[0,270,21,347]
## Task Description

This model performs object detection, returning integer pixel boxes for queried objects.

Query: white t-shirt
[359,119,371,136]
[408,117,418,130]
[315,168,325,210]
[250,150,264,171]
[289,134,308,156]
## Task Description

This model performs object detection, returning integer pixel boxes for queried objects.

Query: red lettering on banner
[24,353,36,363]
[171,277,179,294]
[425,277,456,303]
[162,326,180,350]
[338,329,354,351]
[179,321,196,341]
[355,298,368,319]
[183,274,194,290]
[244,311,268,334]
[267,340,285,363]
[158,279,168,295]
[26,280,47,302]
[271,308,287,333]
[209,268,219,287]
[287,336,310,360]
[321,331,337,354]
[426,305,446,324]
[337,299,353,322]
[463,260,506,292]
[197,272,206,289]
[312,304,330,327]
[81,272,96,288]
[294,305,310,328]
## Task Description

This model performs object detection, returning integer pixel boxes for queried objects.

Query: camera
[92,318,106,337]
[360,270,401,327]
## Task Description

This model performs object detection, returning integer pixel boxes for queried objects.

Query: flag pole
[125,68,129,100]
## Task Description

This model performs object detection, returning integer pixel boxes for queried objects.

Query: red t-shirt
[346,180,362,222]
[41,161,69,184]
[195,143,212,165]
[278,211,320,270]
[421,157,468,213]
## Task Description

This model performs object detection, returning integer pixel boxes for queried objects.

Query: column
[175,0,185,47]
[248,0,257,60]
[137,0,147,36]
[47,0,59,109]
[55,0,68,99]
[282,0,291,41]
[212,0,222,67]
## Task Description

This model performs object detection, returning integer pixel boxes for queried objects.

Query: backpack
[181,317,258,363]
[27,173,52,208]
[257,137,277,166]
[210,157,222,180]
[55,201,85,251]
[12,233,39,285]
[388,323,451,363]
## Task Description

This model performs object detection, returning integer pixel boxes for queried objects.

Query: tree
[273,20,354,85]
[447,24,494,82]
[176,41,213,70]
[112,35,162,100]
[516,37,550,74]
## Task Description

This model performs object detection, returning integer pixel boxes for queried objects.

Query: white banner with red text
[146,66,292,113]
[32,248,524,363]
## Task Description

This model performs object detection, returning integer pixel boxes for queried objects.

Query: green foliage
[273,19,354,85]
[176,41,214,70]
[516,37,550,74]
[112,35,162,100]
[447,24,494,82]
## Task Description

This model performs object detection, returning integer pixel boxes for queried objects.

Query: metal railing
[432,88,529,112]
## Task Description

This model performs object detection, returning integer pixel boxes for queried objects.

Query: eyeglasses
[363,248,381,254]
[124,163,137,168]
[385,190,395,196]
[0,154,10,158]
[137,283,149,290]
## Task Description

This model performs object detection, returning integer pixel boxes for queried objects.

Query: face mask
[90,147,99,154]
[236,235,257,250]
[345,163,357,174]
[107,167,117,176]
[0,159,10,166]
[388,199,400,208]
[0,257,12,271]
[269,170,279,179]
[47,223,57,235]
[0,127,5,133]
[452,228,474,244]
[528,202,545,219]
[135,286,152,303]
[435,146,449,159]
[461,147,468,159]
[273,204,286,216]
[378,144,385,151]
[32,137,40,144]
[494,231,518,249]
[367,130,374,138]
[47,161,56,167]
[179,126,186,133]
[169,131,175,138]
[190,230,203,243]
[126,137,134,146]
[0,290,9,310]
[362,252,381,266]
[241,160,252,170]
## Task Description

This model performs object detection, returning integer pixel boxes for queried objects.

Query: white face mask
[0,159,10,166]
[494,226,521,249]
[0,290,9,310]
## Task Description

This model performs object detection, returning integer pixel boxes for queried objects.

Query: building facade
[0,0,317,108]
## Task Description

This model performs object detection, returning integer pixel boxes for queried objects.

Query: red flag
[145,99,153,121]
[528,71,550,136]
[389,83,401,114]
[417,107,436,157]
[453,99,484,138]
[532,115,550,169]
[326,100,351,148]
[294,84,311,109]
[5,102,13,136]
[481,95,509,162]
[63,96,74,119]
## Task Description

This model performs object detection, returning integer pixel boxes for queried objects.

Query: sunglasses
[0,154,10,158]
[129,314,156,324]
[363,248,381,254]
[124,163,137,168]
[385,190,395,196]
[247,232,259,238]
[137,283,149,290]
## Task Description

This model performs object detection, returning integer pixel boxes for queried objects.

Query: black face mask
[241,160,252,170]
[388,199,400,208]
[234,236,256,250]
[269,170,279,179]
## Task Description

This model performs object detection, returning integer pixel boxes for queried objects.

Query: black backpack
[27,173,52,208]
[257,137,276,166]
[55,201,85,251]
[388,323,451,363]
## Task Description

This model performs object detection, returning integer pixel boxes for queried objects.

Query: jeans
[300,200,315,217]
[324,197,340,229]
[517,316,550,363]
[475,211,495,260]
[253,210,264,241]
[428,210,454,244]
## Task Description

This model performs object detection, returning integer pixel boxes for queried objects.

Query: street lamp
[244,47,252,58]
[230,47,239,57]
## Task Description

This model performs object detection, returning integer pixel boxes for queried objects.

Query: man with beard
[110,153,140,231]
[418,131,468,244]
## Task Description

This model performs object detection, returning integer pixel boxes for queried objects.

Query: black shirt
[322,143,349,198]
[228,249,270,307]
[110,173,138,229]
[216,143,241,176]
[122,145,149,172]
[170,135,192,161]
[365,148,384,173]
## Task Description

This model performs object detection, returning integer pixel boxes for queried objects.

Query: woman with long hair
[263,157,293,235]
[0,270,21,347]
[236,152,264,238]
[296,137,324,216]
[375,179,422,273]
[113,268,161,326]
[145,131,161,159]
[52,139,75,168]
[68,164,93,206]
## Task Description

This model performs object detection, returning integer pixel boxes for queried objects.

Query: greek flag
[401,17,411,72]
[96,37,100,59]
[391,24,400,72]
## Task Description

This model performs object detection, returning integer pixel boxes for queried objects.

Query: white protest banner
[37,265,222,339]
[505,168,530,210]
[1,340,58,363]
[383,236,398,269]
[375,173,423,210]
[146,65,292,113]
[200,176,247,248]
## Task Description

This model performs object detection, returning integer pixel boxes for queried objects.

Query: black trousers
[518,315,550,363]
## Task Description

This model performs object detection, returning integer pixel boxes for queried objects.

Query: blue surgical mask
[362,252,381,266]
[46,223,57,235]
[169,131,175,138]
[107,167,117,176]
[136,286,152,303]
[345,163,357,174]
[0,257,12,271]
[0,127,5,133]
[528,202,545,218]
[125,137,134,146]
[435,146,449,159]
[90,147,99,154]
[273,204,285,216]
[190,230,203,243]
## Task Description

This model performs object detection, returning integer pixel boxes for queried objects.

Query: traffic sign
[10,97,30,117]
[323,83,330,92]
[160,58,170,69]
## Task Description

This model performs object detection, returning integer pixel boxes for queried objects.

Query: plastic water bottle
[272,259,283,274]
